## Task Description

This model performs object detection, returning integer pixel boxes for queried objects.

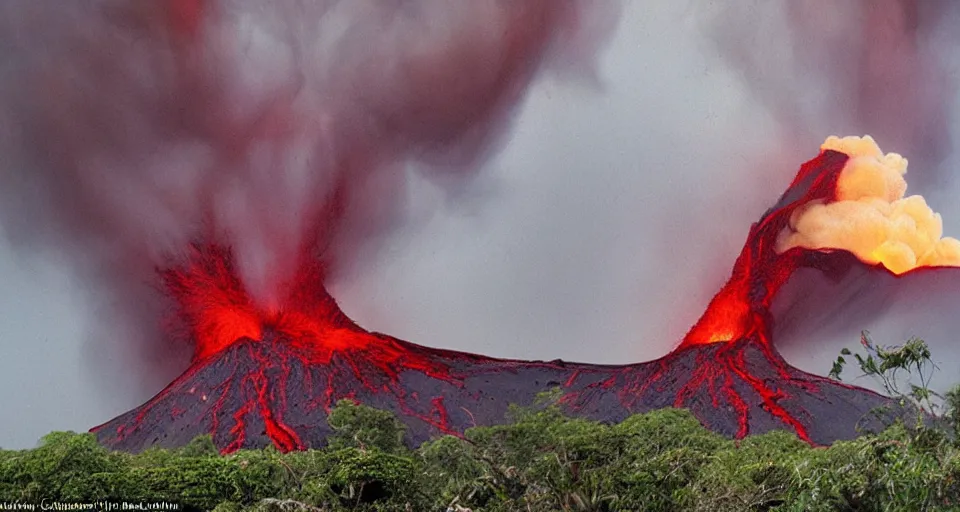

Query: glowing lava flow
[655,137,960,441]
[109,244,467,452]
[680,149,850,348]
[683,135,960,349]
[161,244,375,364]
[95,137,939,454]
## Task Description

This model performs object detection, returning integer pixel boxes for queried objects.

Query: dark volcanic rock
[93,330,893,453]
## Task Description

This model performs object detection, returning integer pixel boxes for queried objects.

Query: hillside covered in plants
[1,403,958,511]
[2,337,959,511]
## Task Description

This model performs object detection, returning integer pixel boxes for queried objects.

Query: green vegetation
[1,335,958,511]
[830,331,960,437]
[3,402,958,511]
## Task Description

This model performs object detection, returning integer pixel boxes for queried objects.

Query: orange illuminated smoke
[778,135,960,274]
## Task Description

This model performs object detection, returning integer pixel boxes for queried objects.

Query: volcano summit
[92,136,957,454]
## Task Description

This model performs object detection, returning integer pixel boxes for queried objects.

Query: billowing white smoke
[0,0,621,383]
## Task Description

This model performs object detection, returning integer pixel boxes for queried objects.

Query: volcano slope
[94,138,954,454]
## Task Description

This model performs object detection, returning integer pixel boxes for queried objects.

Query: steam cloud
[0,0,621,386]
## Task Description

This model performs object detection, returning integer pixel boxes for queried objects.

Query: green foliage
[829,331,960,440]
[176,433,220,457]
[326,399,408,454]
[831,332,938,410]
[947,385,960,446]
[4,361,960,511]
[0,430,124,501]
[324,448,422,507]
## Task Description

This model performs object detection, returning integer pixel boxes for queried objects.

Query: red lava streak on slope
[659,149,869,441]
[125,244,460,452]
[94,146,922,454]
[681,150,848,349]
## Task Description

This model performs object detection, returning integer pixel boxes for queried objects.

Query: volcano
[94,139,953,453]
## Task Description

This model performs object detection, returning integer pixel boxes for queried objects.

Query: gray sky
[2,2,959,449]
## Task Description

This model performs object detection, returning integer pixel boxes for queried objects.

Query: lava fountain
[92,136,958,453]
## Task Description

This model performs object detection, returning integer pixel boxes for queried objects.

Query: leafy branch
[829,330,960,441]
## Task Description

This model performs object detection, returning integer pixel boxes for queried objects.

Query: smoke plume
[699,0,960,194]
[0,0,621,387]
